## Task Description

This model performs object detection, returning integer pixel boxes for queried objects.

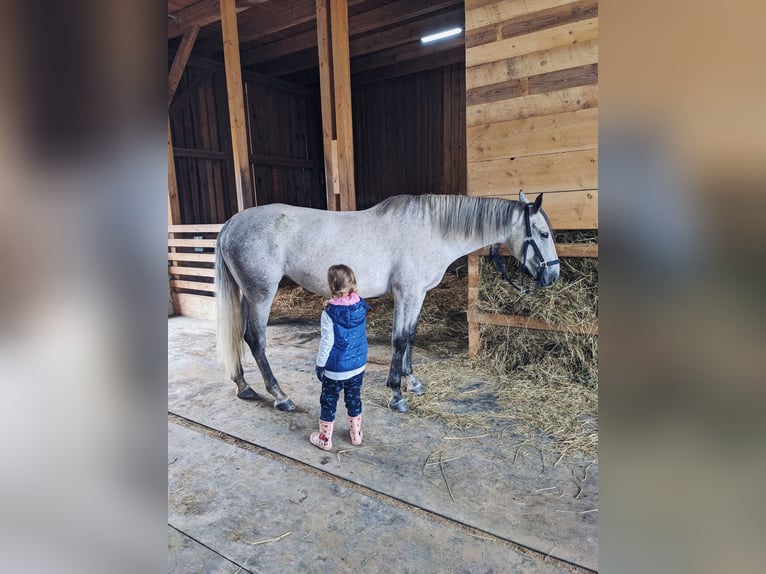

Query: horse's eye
[541,232,550,239]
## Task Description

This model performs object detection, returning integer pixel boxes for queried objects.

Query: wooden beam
[194,0,319,54]
[220,0,255,210]
[168,0,269,38]
[351,34,464,75]
[472,243,599,258]
[242,3,464,67]
[351,45,465,87]
[168,25,200,107]
[468,308,599,335]
[467,254,481,356]
[168,116,182,225]
[316,0,355,211]
[174,147,228,160]
[168,252,217,263]
[168,223,224,233]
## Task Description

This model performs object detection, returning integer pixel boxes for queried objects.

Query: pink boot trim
[310,420,334,451]
[348,415,363,446]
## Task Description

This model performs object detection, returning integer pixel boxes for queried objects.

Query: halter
[489,202,560,294]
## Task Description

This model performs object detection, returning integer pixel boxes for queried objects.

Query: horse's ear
[533,193,543,212]
[519,190,529,204]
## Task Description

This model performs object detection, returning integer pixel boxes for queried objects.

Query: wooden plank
[168,224,224,233]
[168,25,200,107]
[168,238,218,248]
[168,0,218,38]
[466,38,597,90]
[220,0,256,210]
[168,266,216,278]
[170,279,217,293]
[467,148,597,194]
[352,46,465,87]
[174,147,228,160]
[171,292,217,321]
[350,0,462,37]
[467,254,481,356]
[467,17,597,67]
[168,117,182,226]
[467,84,597,125]
[316,0,356,211]
[251,154,323,169]
[351,34,464,75]
[468,308,598,335]
[168,252,217,263]
[467,107,598,162]
[467,0,597,49]
[331,0,355,212]
[465,188,598,230]
[168,0,268,38]
[170,69,213,120]
[474,243,598,258]
[466,0,574,30]
[317,0,336,209]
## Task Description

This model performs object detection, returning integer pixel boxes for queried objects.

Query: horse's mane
[373,194,521,242]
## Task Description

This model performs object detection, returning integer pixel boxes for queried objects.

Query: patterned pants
[319,372,364,422]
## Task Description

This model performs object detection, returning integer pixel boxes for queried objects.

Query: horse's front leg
[402,335,425,396]
[243,297,296,411]
[387,289,426,412]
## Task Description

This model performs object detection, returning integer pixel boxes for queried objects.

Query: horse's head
[507,191,560,287]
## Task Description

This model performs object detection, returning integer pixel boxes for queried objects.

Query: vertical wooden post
[168,116,181,225]
[467,254,480,357]
[168,116,181,315]
[220,0,255,210]
[316,0,356,211]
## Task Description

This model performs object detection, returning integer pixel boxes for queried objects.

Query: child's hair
[327,264,357,297]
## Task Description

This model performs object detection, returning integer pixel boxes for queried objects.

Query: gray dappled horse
[215,192,559,413]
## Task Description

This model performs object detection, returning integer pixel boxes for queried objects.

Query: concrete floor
[168,316,598,573]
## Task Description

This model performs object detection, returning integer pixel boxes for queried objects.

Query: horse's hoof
[274,397,296,411]
[407,380,425,396]
[237,387,259,400]
[388,397,409,412]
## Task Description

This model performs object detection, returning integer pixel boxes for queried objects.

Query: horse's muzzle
[536,266,560,287]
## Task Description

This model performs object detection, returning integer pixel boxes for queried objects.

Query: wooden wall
[352,62,467,209]
[170,66,238,224]
[246,77,326,209]
[465,0,598,230]
[169,58,326,223]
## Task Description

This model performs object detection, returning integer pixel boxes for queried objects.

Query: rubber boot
[348,415,363,446]
[310,420,334,451]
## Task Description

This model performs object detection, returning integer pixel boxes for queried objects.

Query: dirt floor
[168,314,598,573]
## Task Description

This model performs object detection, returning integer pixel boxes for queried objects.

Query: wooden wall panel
[170,60,326,224]
[352,62,466,210]
[466,0,598,231]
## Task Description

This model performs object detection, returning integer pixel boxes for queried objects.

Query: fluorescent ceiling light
[420,27,463,44]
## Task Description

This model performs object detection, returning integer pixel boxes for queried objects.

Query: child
[310,264,370,451]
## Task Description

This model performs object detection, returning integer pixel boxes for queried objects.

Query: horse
[215,191,560,413]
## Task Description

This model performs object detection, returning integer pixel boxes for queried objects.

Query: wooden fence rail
[168,223,223,320]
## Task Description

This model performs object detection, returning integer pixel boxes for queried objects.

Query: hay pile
[270,239,598,460]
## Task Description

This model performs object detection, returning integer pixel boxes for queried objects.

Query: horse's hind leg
[243,294,296,411]
[230,298,259,400]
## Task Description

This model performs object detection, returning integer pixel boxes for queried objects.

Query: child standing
[310,264,370,451]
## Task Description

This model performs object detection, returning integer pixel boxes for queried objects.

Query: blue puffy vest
[324,299,370,373]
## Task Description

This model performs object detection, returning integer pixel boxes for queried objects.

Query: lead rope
[488,243,529,295]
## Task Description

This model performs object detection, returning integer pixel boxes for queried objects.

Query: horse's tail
[215,239,244,380]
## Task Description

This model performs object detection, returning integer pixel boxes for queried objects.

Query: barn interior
[168,2,599,571]
[169,0,467,223]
